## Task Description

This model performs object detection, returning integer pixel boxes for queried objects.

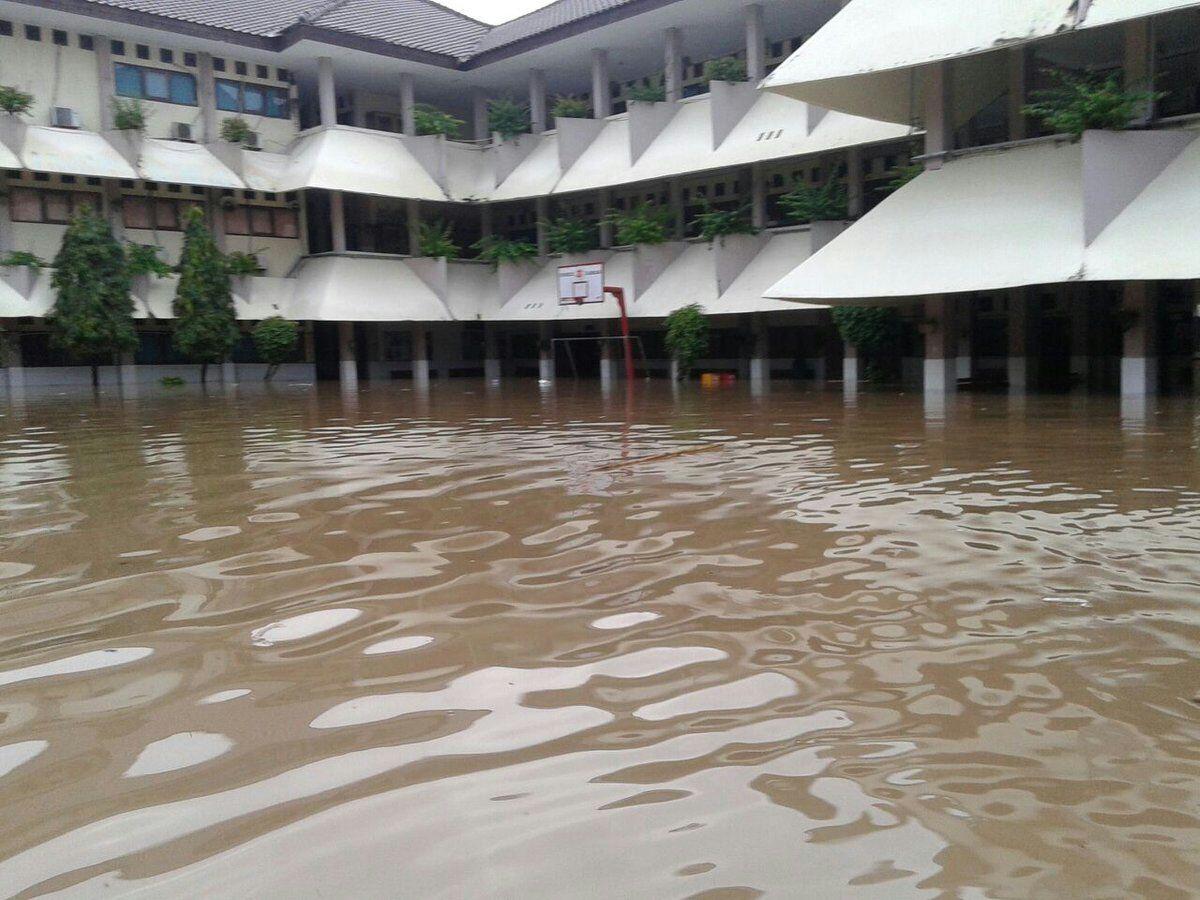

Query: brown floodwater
[0,382,1198,898]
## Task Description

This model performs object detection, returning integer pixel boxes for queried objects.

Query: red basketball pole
[604,286,636,384]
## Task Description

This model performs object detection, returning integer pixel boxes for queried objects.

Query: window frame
[9,187,102,224]
[222,204,298,239]
[113,62,198,107]
[213,78,290,119]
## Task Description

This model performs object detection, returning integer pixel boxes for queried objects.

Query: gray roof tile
[474,0,643,54]
[309,0,489,59]
[83,0,330,37]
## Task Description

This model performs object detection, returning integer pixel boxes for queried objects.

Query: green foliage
[703,57,747,84]
[664,304,709,379]
[0,85,34,116]
[173,207,239,379]
[1022,69,1165,138]
[125,242,171,278]
[627,83,666,103]
[471,235,539,269]
[417,220,460,259]
[0,250,46,269]
[160,376,185,387]
[778,179,848,224]
[886,162,923,194]
[551,96,590,119]
[224,251,263,276]
[252,316,299,380]
[47,206,137,382]
[691,202,757,242]
[542,217,594,255]
[219,116,253,144]
[488,98,530,140]
[607,203,673,247]
[111,97,147,131]
[413,103,464,138]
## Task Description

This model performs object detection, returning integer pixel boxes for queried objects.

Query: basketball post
[603,286,636,384]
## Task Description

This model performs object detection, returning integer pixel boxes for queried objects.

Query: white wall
[0,25,102,130]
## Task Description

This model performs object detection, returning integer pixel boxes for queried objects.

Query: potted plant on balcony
[0,85,34,116]
[542,217,594,255]
[413,104,464,139]
[691,201,757,243]
[470,235,538,269]
[551,96,590,121]
[607,202,673,247]
[111,98,147,132]
[487,98,530,141]
[417,220,460,259]
[703,57,747,85]
[627,83,666,104]
[219,116,253,146]
[1022,69,1165,139]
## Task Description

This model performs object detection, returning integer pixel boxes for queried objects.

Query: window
[79,35,94,51]
[223,205,298,239]
[213,57,225,72]
[234,61,247,75]
[10,188,101,224]
[277,68,290,82]
[183,52,196,67]
[111,40,124,56]
[52,29,68,46]
[160,48,173,64]
[115,63,197,105]
[256,64,268,79]
[136,44,149,59]
[215,78,289,118]
[0,21,11,37]
[122,196,201,231]
[24,25,40,41]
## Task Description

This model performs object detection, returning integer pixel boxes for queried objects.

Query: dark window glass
[266,88,289,119]
[143,69,170,101]
[234,61,247,75]
[159,48,173,64]
[111,40,124,56]
[115,63,197,106]
[256,64,268,79]
[213,57,225,72]
[277,68,290,82]
[52,29,68,46]
[183,52,197,67]
[25,25,40,41]
[79,35,94,51]
[0,21,12,37]
[136,44,149,59]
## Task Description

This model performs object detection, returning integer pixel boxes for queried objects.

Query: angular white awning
[444,143,494,203]
[491,132,562,202]
[552,117,632,196]
[277,128,446,201]
[767,141,1085,302]
[19,126,137,180]
[238,150,290,194]
[0,276,39,317]
[717,231,825,315]
[137,139,244,189]
[290,256,453,321]
[0,137,18,170]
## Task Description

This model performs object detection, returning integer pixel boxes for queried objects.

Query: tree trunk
[200,362,208,384]
[91,364,99,389]
[264,363,278,382]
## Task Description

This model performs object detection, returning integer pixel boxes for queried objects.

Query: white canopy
[491,132,562,202]
[0,276,38,318]
[277,127,445,201]
[138,139,243,189]
[290,255,452,321]
[717,231,825,315]
[19,126,137,180]
[0,137,19,170]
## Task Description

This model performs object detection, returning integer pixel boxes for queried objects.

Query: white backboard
[557,262,605,306]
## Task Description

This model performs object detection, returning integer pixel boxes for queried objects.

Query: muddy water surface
[0,383,1198,898]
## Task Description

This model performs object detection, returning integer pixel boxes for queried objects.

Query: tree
[47,206,137,388]
[173,206,239,382]
[252,317,299,381]
[664,304,709,380]
[831,306,901,383]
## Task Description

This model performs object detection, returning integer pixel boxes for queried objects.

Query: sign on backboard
[557,262,605,306]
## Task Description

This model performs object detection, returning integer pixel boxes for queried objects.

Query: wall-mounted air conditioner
[51,107,81,129]
[170,122,194,142]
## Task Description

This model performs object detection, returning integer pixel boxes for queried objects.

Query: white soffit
[138,139,244,189]
[277,128,446,201]
[20,127,138,179]
[0,277,38,318]
[1085,133,1200,281]
[551,117,632,195]
[633,242,719,318]
[766,141,1085,301]
[445,262,498,320]
[0,138,19,170]
[719,231,825,315]
[290,256,452,321]
[491,133,562,202]
[613,100,712,188]
[444,143,494,202]
[233,277,295,320]
[239,150,290,193]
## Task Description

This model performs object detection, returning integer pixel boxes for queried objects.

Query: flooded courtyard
[0,382,1197,898]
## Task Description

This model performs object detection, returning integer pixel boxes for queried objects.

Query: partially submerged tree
[831,306,901,383]
[252,316,299,381]
[173,206,239,382]
[664,303,709,381]
[47,206,137,387]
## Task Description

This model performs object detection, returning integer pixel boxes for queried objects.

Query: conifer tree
[47,205,137,388]
[173,206,238,383]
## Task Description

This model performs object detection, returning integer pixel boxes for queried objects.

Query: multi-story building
[0,0,1196,398]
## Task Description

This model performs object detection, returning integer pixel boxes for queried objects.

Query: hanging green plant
[418,220,460,259]
[111,98,147,131]
[224,250,263,276]
[664,304,709,380]
[471,235,539,269]
[778,179,848,224]
[413,103,464,138]
[125,242,172,277]
[542,217,594,255]
[691,202,757,242]
[487,98,530,140]
[885,162,924,194]
[703,57,747,85]
[0,250,46,269]
[219,116,253,144]
[0,85,34,116]
[1022,68,1165,139]
[551,96,590,120]
[627,82,666,103]
[607,203,673,247]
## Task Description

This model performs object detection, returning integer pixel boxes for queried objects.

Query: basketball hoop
[556,261,636,384]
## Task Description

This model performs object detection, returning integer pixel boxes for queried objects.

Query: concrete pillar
[1121,281,1159,396]
[197,52,217,141]
[484,326,502,382]
[208,188,228,252]
[116,350,139,393]
[669,179,685,239]
[399,72,416,136]
[2,333,25,396]
[338,320,358,389]
[0,191,11,253]
[664,27,683,103]
[1007,47,1026,141]
[846,146,864,218]
[529,69,548,132]
[749,314,769,388]
[750,164,766,230]
[1069,286,1090,389]
[96,38,115,131]
[221,359,236,385]
[591,50,611,119]
[843,341,859,398]
[538,322,555,383]
[535,196,550,256]
[318,57,337,128]
[1007,288,1038,393]
[473,89,490,142]
[744,4,766,83]
[923,295,958,395]
[923,61,951,170]
[406,199,421,256]
[412,324,431,387]
[598,189,614,247]
[599,329,617,388]
[1124,19,1155,123]
[330,191,347,254]
[480,204,493,240]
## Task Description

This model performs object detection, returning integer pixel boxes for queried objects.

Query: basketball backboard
[557,262,605,306]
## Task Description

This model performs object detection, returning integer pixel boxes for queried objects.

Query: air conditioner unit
[170,121,194,142]
[243,130,260,150]
[50,107,81,129]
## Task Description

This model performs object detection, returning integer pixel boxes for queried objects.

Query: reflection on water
[0,383,1198,897]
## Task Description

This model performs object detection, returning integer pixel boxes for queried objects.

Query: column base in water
[924,357,957,396]
[1121,357,1157,397]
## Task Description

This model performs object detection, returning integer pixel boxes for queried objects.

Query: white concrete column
[598,189,613,248]
[406,199,421,256]
[2,333,25,396]
[750,165,766,229]
[399,72,416,136]
[923,295,958,395]
[330,190,347,253]
[318,57,338,128]
[1122,281,1159,396]
[96,38,115,131]
[599,329,617,388]
[0,190,12,254]
[1069,286,1090,389]
[846,146,864,218]
[664,27,683,103]
[749,314,769,389]
[923,61,952,171]
[208,188,228,252]
[1007,47,1026,141]
[529,69,548,132]
[538,323,555,383]
[591,50,611,119]
[843,342,859,398]
[535,196,550,256]
[221,359,236,385]
[412,324,431,387]
[197,52,217,141]
[473,89,490,141]
[745,3,765,83]
[484,326,502,382]
[1007,288,1037,393]
[338,320,358,389]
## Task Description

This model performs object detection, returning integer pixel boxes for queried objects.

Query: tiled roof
[308,0,489,59]
[82,0,331,37]
[474,0,644,54]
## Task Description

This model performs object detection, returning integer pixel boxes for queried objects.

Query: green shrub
[252,316,299,381]
[691,203,757,242]
[471,235,539,268]
[831,306,901,382]
[607,203,673,246]
[125,243,172,278]
[542,217,593,254]
[885,162,923,194]
[627,83,666,103]
[551,96,590,119]
[111,98,147,131]
[219,116,253,144]
[1022,69,1165,138]
[224,251,263,276]
[664,304,709,379]
[703,57,747,84]
[414,103,464,138]
[0,250,46,269]
[778,179,848,224]
[418,220,460,259]
[0,85,34,116]
[488,98,530,140]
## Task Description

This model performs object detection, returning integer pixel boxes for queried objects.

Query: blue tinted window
[114,63,142,98]
[266,88,289,119]
[242,85,265,114]
[215,80,240,112]
[169,73,196,105]
[143,69,169,101]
